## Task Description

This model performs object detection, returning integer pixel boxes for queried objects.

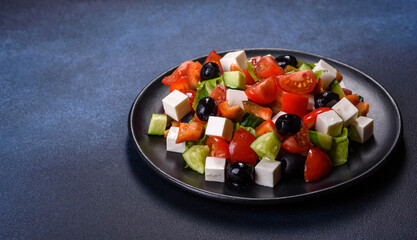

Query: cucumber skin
[182,145,210,174]
[148,113,167,136]
[309,131,332,151]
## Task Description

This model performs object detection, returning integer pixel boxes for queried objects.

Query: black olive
[275,55,298,69]
[196,97,218,122]
[226,162,254,190]
[314,91,340,108]
[280,153,306,178]
[200,62,221,81]
[275,114,302,136]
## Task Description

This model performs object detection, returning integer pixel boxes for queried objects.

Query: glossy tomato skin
[275,70,317,95]
[206,136,230,159]
[245,76,278,104]
[182,90,196,112]
[281,92,309,118]
[229,128,258,165]
[204,50,223,74]
[170,77,191,92]
[302,107,332,129]
[304,147,332,182]
[282,123,311,153]
[209,85,227,105]
[254,56,284,78]
[162,60,193,86]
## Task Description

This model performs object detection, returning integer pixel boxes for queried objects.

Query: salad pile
[147,50,373,189]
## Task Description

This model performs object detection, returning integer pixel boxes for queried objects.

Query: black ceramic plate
[128,48,401,204]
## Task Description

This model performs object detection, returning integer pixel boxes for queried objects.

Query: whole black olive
[226,162,254,190]
[314,91,340,108]
[280,153,306,178]
[196,97,218,122]
[275,55,298,69]
[200,62,221,81]
[275,114,302,136]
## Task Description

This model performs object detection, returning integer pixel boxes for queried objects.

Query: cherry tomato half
[206,136,230,159]
[245,76,278,104]
[275,70,317,95]
[254,56,284,78]
[282,123,311,153]
[229,128,258,165]
[304,147,332,182]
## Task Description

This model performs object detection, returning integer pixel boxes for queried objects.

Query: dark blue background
[1,0,416,239]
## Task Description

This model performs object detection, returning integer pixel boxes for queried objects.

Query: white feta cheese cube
[162,90,191,121]
[332,97,358,127]
[306,94,315,111]
[312,59,337,89]
[255,159,282,188]
[220,50,248,72]
[205,157,226,182]
[271,111,287,124]
[226,89,248,109]
[205,116,234,142]
[349,116,374,143]
[166,127,186,153]
[315,110,344,136]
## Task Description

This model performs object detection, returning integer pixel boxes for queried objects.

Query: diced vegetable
[182,145,210,174]
[328,127,349,166]
[250,131,281,160]
[148,113,167,136]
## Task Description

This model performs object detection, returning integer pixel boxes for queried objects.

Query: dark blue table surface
[1,0,416,239]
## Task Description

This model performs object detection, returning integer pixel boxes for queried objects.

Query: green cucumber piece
[182,145,210,174]
[329,80,345,99]
[240,113,264,128]
[328,127,349,166]
[250,132,281,160]
[223,71,246,90]
[309,131,333,150]
[298,62,312,71]
[147,113,167,135]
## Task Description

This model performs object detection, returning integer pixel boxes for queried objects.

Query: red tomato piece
[176,122,205,143]
[243,68,255,85]
[254,120,284,140]
[282,123,311,153]
[302,107,332,129]
[218,101,246,122]
[229,128,258,165]
[242,101,273,120]
[230,63,243,72]
[209,85,227,105]
[356,102,369,116]
[169,77,191,92]
[342,88,352,96]
[204,50,223,74]
[186,61,202,90]
[181,90,196,112]
[281,92,309,118]
[304,147,332,182]
[161,60,193,86]
[343,94,359,105]
[254,56,284,78]
[206,136,230,159]
[275,70,317,95]
[245,76,278,104]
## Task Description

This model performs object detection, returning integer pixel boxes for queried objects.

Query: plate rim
[128,48,402,204]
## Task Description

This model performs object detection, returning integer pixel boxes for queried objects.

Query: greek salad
[147,50,374,189]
